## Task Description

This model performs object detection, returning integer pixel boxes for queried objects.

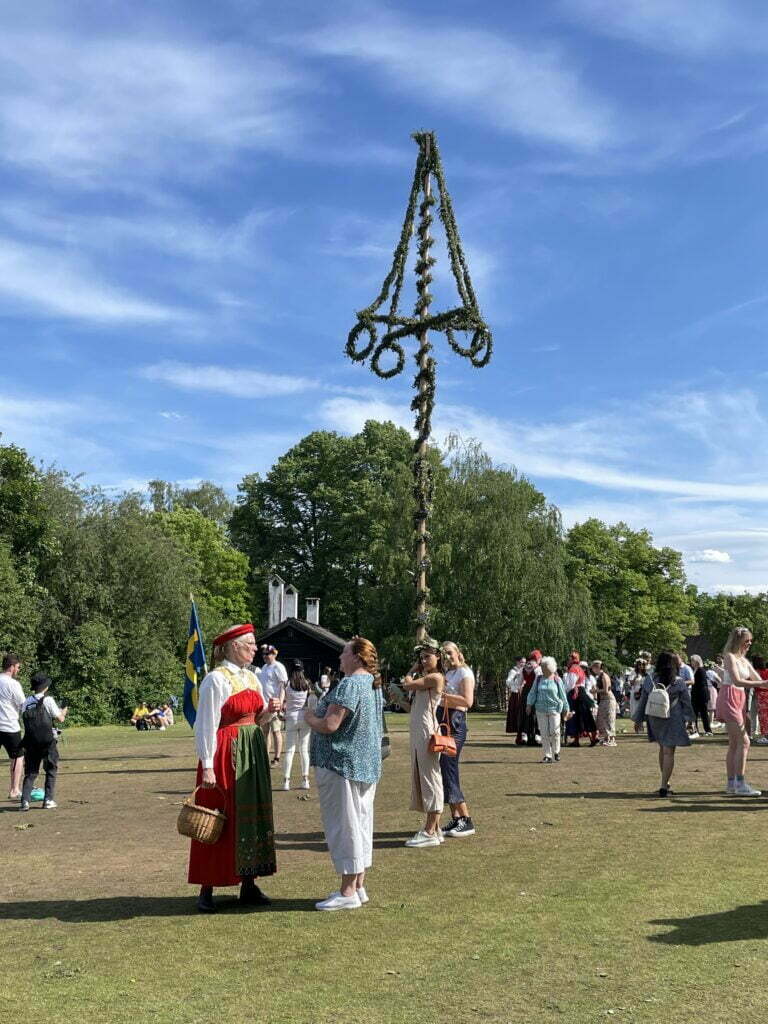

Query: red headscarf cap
[213,623,254,647]
[528,649,542,663]
[568,651,580,665]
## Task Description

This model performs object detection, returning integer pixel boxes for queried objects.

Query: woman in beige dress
[398,639,445,849]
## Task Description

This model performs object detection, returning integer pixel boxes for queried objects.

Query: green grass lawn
[1,714,767,1024]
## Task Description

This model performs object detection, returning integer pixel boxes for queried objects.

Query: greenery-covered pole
[346,131,493,642]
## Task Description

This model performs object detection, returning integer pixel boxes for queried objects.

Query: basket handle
[190,784,226,806]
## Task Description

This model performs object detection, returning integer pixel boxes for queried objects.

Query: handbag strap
[432,683,452,737]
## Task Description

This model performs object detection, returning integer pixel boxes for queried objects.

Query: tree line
[0,423,761,722]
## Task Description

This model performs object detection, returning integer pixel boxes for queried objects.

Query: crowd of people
[4,621,768,916]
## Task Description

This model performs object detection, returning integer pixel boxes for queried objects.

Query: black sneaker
[553,753,561,762]
[441,817,460,834]
[446,816,475,838]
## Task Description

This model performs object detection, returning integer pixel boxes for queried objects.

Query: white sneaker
[689,731,699,740]
[315,892,361,911]
[404,830,441,848]
[281,780,290,791]
[733,781,762,796]
[756,736,768,745]
[42,800,57,809]
[159,726,166,731]
[330,887,369,904]
[300,777,310,790]
[725,782,736,795]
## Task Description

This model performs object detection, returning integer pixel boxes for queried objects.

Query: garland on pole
[345,131,493,637]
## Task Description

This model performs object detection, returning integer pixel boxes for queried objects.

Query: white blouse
[194,660,261,769]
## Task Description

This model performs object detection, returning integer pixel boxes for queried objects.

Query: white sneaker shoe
[757,736,768,745]
[315,892,362,911]
[300,777,310,790]
[404,830,441,848]
[330,887,369,904]
[725,782,736,795]
[733,781,762,796]
[42,800,57,809]
[281,780,290,791]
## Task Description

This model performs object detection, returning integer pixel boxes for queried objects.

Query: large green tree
[566,519,697,663]
[694,590,768,658]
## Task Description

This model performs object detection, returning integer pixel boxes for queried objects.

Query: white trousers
[316,767,376,875]
[537,711,561,758]
[284,717,311,779]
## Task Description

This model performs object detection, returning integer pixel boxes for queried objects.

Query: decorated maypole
[345,132,493,642]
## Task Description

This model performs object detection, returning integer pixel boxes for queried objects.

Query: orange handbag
[429,692,458,757]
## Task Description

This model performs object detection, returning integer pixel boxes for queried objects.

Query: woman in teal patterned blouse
[306,636,383,911]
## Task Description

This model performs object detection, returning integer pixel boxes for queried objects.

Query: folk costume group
[187,626,475,913]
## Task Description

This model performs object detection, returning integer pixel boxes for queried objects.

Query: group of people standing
[187,625,476,915]
[505,649,618,757]
[0,654,68,810]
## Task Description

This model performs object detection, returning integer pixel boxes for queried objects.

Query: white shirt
[0,673,25,733]
[445,666,475,697]
[284,686,318,722]
[194,660,261,770]
[21,694,62,719]
[562,669,581,693]
[679,663,694,685]
[320,674,330,691]
[260,660,288,702]
[506,668,523,693]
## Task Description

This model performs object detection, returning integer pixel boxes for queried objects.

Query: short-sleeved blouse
[310,673,383,784]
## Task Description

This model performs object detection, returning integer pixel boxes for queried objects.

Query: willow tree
[345,131,493,642]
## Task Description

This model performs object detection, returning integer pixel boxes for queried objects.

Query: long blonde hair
[441,641,465,668]
[723,626,752,656]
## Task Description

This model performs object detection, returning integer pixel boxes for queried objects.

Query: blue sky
[2,0,768,595]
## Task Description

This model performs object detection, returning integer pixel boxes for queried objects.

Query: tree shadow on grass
[649,901,768,945]
[0,895,318,922]
[64,754,177,762]
[61,768,192,776]
[640,799,768,813]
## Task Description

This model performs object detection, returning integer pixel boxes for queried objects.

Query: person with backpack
[20,672,68,811]
[632,651,694,797]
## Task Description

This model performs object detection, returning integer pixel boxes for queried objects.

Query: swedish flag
[183,597,207,727]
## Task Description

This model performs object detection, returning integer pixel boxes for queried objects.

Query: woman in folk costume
[515,651,542,746]
[505,657,525,734]
[563,651,598,748]
[189,623,280,913]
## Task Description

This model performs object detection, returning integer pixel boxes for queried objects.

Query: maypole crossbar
[345,131,493,641]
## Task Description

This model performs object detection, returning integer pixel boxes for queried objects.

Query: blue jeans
[437,708,466,806]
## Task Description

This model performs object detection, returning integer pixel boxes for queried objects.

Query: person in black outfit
[690,655,712,737]
[20,673,68,810]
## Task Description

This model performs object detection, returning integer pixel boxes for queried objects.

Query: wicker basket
[177,785,227,844]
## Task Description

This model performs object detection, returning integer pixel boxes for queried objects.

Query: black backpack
[23,696,55,746]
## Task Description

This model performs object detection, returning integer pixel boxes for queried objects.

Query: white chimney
[268,574,285,628]
[305,598,320,625]
[284,584,298,619]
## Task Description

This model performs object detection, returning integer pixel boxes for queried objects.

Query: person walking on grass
[282,659,316,791]
[20,673,68,811]
[0,653,25,800]
[715,627,768,796]
[438,641,475,838]
[526,656,571,763]
[752,655,768,745]
[633,651,694,797]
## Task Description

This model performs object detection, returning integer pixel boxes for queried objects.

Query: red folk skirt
[188,689,276,887]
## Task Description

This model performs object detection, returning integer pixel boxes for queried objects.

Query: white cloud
[562,0,768,55]
[0,236,180,322]
[0,32,308,183]
[298,13,617,151]
[140,361,315,398]
[159,411,185,421]
[688,549,732,564]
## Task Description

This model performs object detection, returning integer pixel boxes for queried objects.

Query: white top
[723,654,751,687]
[21,694,63,718]
[0,673,25,732]
[444,665,474,696]
[562,669,581,693]
[194,659,261,770]
[583,674,597,696]
[283,686,318,722]
[320,673,330,690]
[506,668,523,693]
[260,660,288,702]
